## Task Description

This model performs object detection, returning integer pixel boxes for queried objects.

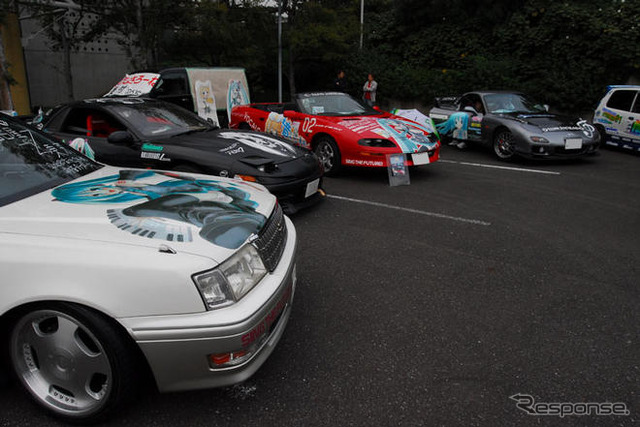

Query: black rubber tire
[314,136,341,176]
[8,302,140,424]
[595,125,608,148]
[493,129,516,160]
[238,122,251,130]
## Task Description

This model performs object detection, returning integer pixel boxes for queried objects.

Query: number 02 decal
[302,117,316,134]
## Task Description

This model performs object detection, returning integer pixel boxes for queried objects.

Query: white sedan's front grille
[253,203,287,272]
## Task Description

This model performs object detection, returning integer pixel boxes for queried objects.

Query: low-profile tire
[8,302,140,424]
[595,125,608,148]
[493,129,516,160]
[314,136,341,176]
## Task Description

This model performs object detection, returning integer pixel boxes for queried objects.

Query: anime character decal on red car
[230,92,440,175]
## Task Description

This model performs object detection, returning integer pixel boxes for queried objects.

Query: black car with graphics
[41,98,324,214]
[429,91,600,160]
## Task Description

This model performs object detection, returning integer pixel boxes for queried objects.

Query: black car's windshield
[484,93,548,115]
[111,101,214,138]
[0,117,101,206]
[298,93,378,116]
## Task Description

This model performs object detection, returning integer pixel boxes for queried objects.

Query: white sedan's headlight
[193,244,267,309]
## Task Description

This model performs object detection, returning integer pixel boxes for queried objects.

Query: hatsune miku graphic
[227,80,249,110]
[52,170,266,249]
[376,119,436,152]
[68,138,96,160]
[435,112,469,140]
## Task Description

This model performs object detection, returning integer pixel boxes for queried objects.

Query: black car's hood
[152,128,321,181]
[162,128,308,165]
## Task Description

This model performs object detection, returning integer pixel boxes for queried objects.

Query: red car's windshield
[297,93,378,116]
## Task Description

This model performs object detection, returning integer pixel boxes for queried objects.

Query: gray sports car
[429,91,600,160]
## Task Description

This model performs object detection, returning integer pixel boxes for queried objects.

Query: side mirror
[283,110,302,120]
[373,106,382,112]
[107,130,134,145]
[463,106,478,114]
[543,104,550,112]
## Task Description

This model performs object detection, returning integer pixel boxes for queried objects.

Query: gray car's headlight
[530,136,549,143]
[193,244,267,309]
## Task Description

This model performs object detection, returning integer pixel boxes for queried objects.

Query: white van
[593,85,640,151]
[106,68,250,128]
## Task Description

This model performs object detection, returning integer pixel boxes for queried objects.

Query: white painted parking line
[439,159,561,175]
[327,194,491,226]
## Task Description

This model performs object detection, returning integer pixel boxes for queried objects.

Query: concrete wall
[20,13,130,109]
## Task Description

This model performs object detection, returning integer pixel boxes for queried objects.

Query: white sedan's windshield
[298,93,377,116]
[0,118,100,206]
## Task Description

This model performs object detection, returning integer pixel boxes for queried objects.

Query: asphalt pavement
[1,144,639,426]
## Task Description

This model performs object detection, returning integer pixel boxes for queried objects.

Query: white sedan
[0,116,297,423]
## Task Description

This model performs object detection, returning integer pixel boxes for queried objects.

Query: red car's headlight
[358,138,396,147]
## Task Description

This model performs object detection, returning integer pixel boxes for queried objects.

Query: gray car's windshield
[484,93,547,115]
[0,117,101,206]
[111,101,214,138]
[298,93,378,116]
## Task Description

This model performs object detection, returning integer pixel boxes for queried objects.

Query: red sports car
[230,92,440,175]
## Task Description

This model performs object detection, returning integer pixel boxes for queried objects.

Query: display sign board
[105,73,159,97]
[387,153,410,186]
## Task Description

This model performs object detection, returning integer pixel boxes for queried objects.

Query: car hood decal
[216,131,300,158]
[0,168,275,260]
[160,129,305,163]
[509,113,595,137]
[337,117,438,153]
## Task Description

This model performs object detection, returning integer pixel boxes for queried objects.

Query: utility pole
[359,0,364,50]
[277,0,282,103]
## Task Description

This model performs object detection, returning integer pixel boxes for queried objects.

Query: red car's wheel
[314,136,341,176]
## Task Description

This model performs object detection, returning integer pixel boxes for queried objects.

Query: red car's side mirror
[373,106,382,112]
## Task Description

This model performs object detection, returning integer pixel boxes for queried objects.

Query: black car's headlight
[193,244,267,309]
[358,138,396,147]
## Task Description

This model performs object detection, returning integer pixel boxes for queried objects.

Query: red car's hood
[333,115,438,153]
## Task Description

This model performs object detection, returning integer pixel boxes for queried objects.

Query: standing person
[334,70,348,92]
[362,73,377,107]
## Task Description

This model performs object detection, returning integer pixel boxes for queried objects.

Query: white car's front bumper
[120,217,297,392]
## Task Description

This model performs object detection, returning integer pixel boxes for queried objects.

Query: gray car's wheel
[8,303,138,423]
[493,129,516,160]
[314,136,341,175]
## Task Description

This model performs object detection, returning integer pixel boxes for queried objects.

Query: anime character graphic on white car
[593,85,640,152]
[0,116,296,423]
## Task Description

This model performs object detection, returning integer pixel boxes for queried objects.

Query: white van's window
[606,90,637,112]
